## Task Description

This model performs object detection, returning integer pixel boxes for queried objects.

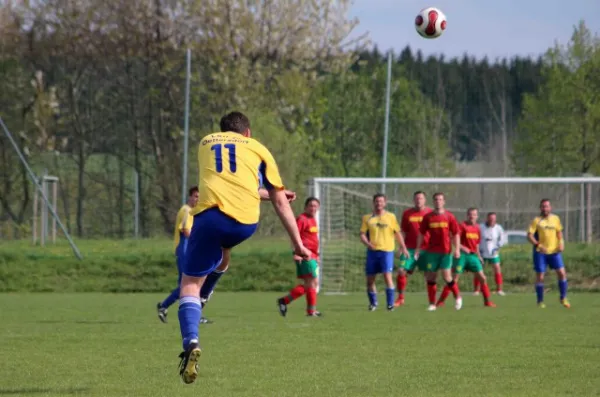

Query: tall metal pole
[134,169,139,238]
[381,51,392,194]
[181,48,192,204]
[0,116,82,259]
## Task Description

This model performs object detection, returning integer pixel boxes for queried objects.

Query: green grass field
[1,292,599,397]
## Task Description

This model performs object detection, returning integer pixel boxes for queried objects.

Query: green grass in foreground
[1,292,599,397]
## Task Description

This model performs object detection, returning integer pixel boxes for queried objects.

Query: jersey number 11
[211,143,237,173]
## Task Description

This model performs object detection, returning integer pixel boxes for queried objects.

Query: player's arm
[259,187,296,202]
[496,225,506,249]
[415,219,427,259]
[450,216,461,258]
[527,219,545,253]
[359,216,374,250]
[400,212,409,240]
[180,209,191,237]
[394,230,409,258]
[556,217,564,252]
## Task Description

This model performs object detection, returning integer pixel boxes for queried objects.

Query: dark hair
[487,212,496,217]
[413,191,426,197]
[304,197,320,207]
[540,198,551,205]
[467,207,478,213]
[433,192,444,199]
[188,186,199,196]
[220,111,250,133]
[373,193,386,202]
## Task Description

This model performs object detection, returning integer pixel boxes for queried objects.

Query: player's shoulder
[549,213,561,221]
[385,211,398,220]
[178,204,191,213]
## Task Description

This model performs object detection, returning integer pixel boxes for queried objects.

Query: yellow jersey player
[156,186,198,323]
[177,111,311,384]
[527,198,570,309]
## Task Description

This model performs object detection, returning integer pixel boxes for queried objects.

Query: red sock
[473,277,481,292]
[495,273,503,291]
[449,282,461,299]
[396,274,407,298]
[437,285,451,304]
[481,283,491,302]
[306,287,317,314]
[427,282,437,304]
[283,284,305,304]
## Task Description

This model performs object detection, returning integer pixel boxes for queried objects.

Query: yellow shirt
[528,214,563,254]
[173,204,193,253]
[360,211,400,252]
[191,132,284,224]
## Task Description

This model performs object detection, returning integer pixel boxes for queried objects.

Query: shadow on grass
[0,387,90,395]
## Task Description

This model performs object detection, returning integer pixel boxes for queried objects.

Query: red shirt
[459,222,480,253]
[419,211,459,254]
[401,207,432,249]
[297,213,319,259]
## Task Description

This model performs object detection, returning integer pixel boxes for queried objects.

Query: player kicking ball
[395,191,432,306]
[177,112,311,384]
[527,199,570,309]
[414,192,462,311]
[278,197,322,317]
[360,193,409,311]
[436,208,496,308]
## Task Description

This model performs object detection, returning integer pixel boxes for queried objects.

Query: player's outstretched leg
[178,281,203,384]
[395,269,407,307]
[441,267,462,310]
[157,287,179,323]
[554,256,570,308]
[383,272,395,311]
[425,273,437,311]
[278,285,305,317]
[473,277,481,295]
[305,276,321,317]
[476,272,495,307]
[492,263,505,295]
[533,252,546,308]
[366,275,378,311]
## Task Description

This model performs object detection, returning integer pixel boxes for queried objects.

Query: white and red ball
[415,7,447,39]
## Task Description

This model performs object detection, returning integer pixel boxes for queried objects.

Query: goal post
[312,177,600,294]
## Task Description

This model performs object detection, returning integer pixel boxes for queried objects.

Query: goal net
[312,177,600,294]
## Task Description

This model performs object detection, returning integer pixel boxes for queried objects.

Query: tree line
[0,1,598,239]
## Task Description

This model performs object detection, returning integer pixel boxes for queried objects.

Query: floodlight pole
[381,51,392,194]
[181,48,192,204]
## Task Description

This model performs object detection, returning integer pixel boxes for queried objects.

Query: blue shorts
[365,250,395,275]
[183,208,257,277]
[174,239,188,283]
[533,251,564,273]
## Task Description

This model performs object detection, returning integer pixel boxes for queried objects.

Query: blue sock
[385,288,395,307]
[178,296,202,350]
[535,283,544,303]
[200,270,225,300]
[160,287,180,309]
[367,291,377,306]
[558,279,568,300]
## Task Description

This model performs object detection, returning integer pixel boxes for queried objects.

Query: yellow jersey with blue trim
[528,214,563,254]
[173,204,193,253]
[360,211,400,252]
[191,132,285,224]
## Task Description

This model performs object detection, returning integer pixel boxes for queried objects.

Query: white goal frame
[312,177,600,294]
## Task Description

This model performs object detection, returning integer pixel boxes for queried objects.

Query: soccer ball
[415,7,447,39]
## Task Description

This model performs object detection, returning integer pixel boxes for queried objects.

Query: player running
[475,212,506,295]
[395,191,432,307]
[277,197,322,317]
[157,187,214,323]
[177,111,311,384]
[527,199,570,308]
[360,193,409,312]
[436,208,496,308]
[414,192,462,311]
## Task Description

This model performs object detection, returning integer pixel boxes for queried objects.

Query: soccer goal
[311,177,600,295]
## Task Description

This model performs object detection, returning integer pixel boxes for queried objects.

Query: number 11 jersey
[191,131,285,224]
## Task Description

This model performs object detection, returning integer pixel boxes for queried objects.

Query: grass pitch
[1,292,599,397]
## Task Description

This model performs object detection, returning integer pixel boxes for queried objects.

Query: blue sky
[350,0,600,60]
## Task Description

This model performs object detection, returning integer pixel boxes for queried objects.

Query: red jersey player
[415,192,462,311]
[277,197,322,317]
[437,208,496,308]
[395,191,432,307]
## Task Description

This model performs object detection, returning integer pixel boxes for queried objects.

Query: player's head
[413,191,426,209]
[467,207,478,223]
[432,192,445,210]
[304,197,320,217]
[188,186,199,207]
[540,198,551,216]
[372,193,386,212]
[486,212,496,226]
[220,111,251,137]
